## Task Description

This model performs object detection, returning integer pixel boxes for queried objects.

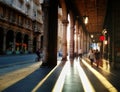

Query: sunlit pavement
[0,57,120,92]
[0,54,62,69]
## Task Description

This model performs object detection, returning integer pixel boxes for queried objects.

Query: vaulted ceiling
[66,0,108,34]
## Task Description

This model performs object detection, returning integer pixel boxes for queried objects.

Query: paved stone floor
[0,58,120,92]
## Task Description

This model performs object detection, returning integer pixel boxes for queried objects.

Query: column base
[41,62,48,66]
[40,62,56,68]
[62,57,67,61]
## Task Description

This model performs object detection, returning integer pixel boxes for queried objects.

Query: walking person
[95,49,101,67]
[88,49,95,66]
[35,48,41,62]
[78,49,82,61]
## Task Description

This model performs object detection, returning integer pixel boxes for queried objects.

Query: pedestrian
[78,49,82,61]
[36,48,41,61]
[95,49,101,67]
[88,49,95,66]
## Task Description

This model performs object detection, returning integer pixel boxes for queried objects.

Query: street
[0,54,37,68]
[0,53,62,76]
[0,54,62,91]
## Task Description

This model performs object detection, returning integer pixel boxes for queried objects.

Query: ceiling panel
[73,0,107,33]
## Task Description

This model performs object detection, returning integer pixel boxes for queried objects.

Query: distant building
[0,0,43,55]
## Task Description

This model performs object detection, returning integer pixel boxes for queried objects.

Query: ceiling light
[83,16,88,24]
[91,34,94,38]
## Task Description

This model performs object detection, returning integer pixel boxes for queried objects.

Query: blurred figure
[78,49,82,61]
[95,49,101,67]
[88,49,95,66]
[36,48,41,61]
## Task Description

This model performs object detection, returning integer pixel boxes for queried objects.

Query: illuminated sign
[99,35,105,41]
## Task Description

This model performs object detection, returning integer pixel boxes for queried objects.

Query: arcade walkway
[0,57,120,92]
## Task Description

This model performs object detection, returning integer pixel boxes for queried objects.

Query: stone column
[42,0,58,67]
[3,28,7,54]
[83,31,85,53]
[87,33,90,52]
[69,11,75,60]
[42,1,49,65]
[79,27,82,49]
[85,32,87,53]
[83,32,87,53]
[58,19,62,52]
[78,28,80,55]
[62,19,68,61]
[75,20,79,57]
[81,28,84,53]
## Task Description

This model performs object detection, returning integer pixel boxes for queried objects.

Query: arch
[16,32,22,54]
[33,37,37,53]
[6,30,14,54]
[41,35,43,48]
[24,34,29,53]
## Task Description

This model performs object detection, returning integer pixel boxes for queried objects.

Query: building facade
[0,0,43,55]
[0,0,90,67]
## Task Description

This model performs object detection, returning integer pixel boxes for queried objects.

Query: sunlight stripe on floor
[32,62,61,92]
[0,62,42,91]
[82,59,118,92]
[52,61,69,92]
[76,61,95,92]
